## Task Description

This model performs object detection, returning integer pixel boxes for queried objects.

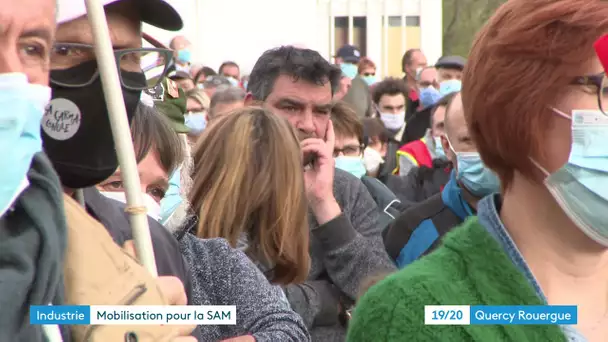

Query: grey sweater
[179,234,310,341]
[284,169,397,341]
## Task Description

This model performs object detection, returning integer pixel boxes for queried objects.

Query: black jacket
[385,159,453,211]
[402,106,433,145]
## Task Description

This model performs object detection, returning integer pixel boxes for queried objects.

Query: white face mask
[379,111,406,131]
[363,147,384,173]
[100,191,161,222]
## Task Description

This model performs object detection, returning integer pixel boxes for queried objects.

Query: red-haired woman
[358,57,377,86]
[348,0,608,341]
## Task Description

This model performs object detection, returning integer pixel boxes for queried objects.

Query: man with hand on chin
[246,46,396,342]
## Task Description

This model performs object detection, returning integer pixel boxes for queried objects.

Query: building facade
[144,0,442,77]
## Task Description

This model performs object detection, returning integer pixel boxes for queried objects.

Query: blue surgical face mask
[363,75,377,86]
[177,49,192,64]
[439,79,462,97]
[160,168,183,225]
[0,73,51,216]
[335,156,366,179]
[448,138,500,197]
[226,76,239,87]
[243,81,248,91]
[340,63,358,79]
[184,112,207,135]
[419,87,441,108]
[533,108,608,246]
[433,136,446,160]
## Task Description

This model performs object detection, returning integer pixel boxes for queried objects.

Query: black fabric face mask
[42,61,145,189]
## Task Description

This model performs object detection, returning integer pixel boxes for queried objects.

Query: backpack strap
[384,193,445,260]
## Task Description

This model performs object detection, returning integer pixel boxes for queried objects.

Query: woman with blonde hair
[180,106,310,285]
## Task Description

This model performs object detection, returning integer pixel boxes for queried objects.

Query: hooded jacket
[0,153,66,342]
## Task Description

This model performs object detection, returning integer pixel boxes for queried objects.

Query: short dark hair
[362,117,389,146]
[194,66,217,83]
[248,46,342,101]
[402,48,421,72]
[219,61,239,74]
[132,104,185,175]
[372,77,409,104]
[330,101,364,144]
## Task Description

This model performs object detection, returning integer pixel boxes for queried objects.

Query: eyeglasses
[362,73,375,77]
[571,72,608,115]
[333,144,364,157]
[49,43,173,90]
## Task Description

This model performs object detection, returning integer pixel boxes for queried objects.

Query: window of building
[334,16,367,57]
[387,16,421,27]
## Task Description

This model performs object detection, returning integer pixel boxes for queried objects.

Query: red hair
[358,57,376,73]
[463,0,608,189]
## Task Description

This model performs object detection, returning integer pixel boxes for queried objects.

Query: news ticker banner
[30,306,236,325]
[424,305,577,325]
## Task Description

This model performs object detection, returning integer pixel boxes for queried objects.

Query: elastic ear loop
[445,135,457,155]
[529,158,551,178]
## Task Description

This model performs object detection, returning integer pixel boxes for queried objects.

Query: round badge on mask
[42,98,82,141]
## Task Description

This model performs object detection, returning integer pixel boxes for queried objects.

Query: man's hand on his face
[300,121,342,224]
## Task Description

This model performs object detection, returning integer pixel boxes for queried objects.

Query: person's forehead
[223,65,239,73]
[3,0,56,35]
[55,6,141,47]
[420,68,437,79]
[446,96,467,134]
[268,74,332,105]
[439,68,462,74]
[334,135,359,146]
[139,150,169,180]
[433,105,447,122]
[379,93,405,105]
[412,51,426,62]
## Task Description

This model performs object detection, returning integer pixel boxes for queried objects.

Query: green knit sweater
[347,217,567,342]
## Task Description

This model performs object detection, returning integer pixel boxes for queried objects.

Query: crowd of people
[4,0,608,341]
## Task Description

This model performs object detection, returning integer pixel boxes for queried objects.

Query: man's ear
[244,93,255,106]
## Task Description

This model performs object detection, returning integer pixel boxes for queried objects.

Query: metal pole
[84,0,158,276]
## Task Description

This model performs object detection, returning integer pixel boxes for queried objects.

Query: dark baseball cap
[57,0,183,31]
[336,45,362,64]
[435,56,467,70]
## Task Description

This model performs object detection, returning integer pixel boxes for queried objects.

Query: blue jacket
[383,171,474,268]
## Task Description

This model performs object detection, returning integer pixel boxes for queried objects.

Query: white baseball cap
[57,0,183,31]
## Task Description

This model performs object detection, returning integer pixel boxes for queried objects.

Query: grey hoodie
[179,234,310,341]
[0,153,66,342]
